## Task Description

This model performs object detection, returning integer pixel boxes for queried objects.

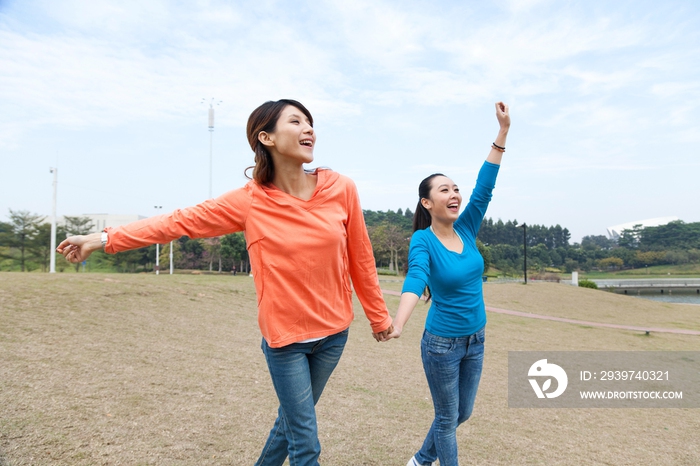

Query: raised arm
[486,101,510,166]
[455,102,510,237]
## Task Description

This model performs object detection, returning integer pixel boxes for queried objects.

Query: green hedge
[578,279,598,290]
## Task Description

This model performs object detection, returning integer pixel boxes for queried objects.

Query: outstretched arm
[57,188,251,263]
[486,101,510,166]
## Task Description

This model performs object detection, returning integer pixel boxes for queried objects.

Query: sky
[1,0,699,243]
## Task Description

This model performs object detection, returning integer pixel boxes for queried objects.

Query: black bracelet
[492,142,506,151]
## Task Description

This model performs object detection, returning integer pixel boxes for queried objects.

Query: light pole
[154,205,162,274]
[520,223,527,284]
[202,98,222,199]
[49,167,58,273]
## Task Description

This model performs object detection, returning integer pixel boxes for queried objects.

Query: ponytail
[412,199,432,232]
[412,173,444,232]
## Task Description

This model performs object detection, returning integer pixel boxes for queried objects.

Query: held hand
[372,324,395,342]
[384,325,403,341]
[56,233,101,263]
[495,101,510,131]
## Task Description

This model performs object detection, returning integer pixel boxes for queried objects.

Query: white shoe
[406,456,437,466]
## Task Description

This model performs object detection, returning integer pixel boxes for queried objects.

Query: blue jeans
[255,329,348,466]
[413,327,485,466]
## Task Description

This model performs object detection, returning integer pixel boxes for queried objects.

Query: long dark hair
[411,173,444,302]
[412,173,444,232]
[244,99,314,185]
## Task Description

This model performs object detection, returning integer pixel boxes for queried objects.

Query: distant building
[606,216,679,240]
[58,214,147,234]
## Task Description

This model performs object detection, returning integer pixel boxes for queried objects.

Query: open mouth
[300,139,313,147]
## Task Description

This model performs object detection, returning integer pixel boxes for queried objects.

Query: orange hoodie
[104,169,392,347]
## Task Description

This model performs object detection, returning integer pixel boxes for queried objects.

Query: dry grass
[1,274,699,465]
[483,281,700,331]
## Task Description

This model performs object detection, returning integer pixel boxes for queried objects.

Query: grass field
[1,273,699,465]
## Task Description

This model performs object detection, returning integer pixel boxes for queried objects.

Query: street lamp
[154,205,162,274]
[49,167,58,273]
[202,98,222,199]
[519,223,527,284]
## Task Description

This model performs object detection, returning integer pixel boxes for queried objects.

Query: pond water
[631,293,700,305]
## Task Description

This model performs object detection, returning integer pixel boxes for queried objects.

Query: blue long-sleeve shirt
[402,161,500,337]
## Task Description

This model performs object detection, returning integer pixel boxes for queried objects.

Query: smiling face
[259,105,315,164]
[421,175,462,224]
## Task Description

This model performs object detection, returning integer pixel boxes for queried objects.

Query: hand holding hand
[372,324,395,342]
[384,325,402,341]
[373,324,404,342]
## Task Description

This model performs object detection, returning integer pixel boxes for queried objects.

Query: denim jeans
[255,329,349,466]
[413,327,485,466]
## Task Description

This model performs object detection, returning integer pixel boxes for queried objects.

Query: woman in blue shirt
[386,102,510,466]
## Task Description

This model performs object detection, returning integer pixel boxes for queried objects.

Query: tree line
[363,213,700,276]
[2,208,699,275]
[365,213,577,276]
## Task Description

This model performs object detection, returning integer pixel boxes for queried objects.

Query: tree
[63,216,94,236]
[634,250,666,268]
[563,258,579,273]
[551,225,571,249]
[665,250,689,265]
[528,243,551,270]
[111,249,148,273]
[489,243,521,274]
[609,247,635,267]
[617,225,643,249]
[549,249,563,268]
[0,221,15,270]
[581,235,614,250]
[5,210,46,272]
[476,239,492,273]
[221,233,249,273]
[28,222,62,272]
[368,222,409,274]
[177,237,206,270]
[639,221,700,251]
[160,241,183,272]
[203,237,223,273]
[0,221,12,244]
[478,218,570,251]
[598,257,624,270]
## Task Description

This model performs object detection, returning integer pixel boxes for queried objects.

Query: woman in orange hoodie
[57,99,393,466]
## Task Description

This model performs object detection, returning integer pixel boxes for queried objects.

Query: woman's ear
[421,197,432,211]
[258,131,275,148]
